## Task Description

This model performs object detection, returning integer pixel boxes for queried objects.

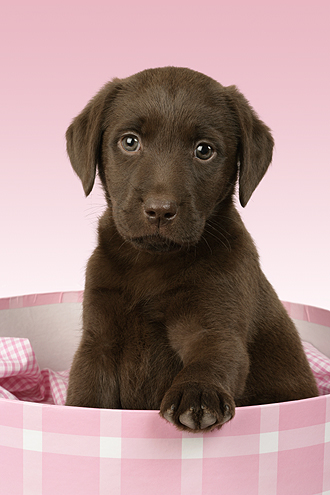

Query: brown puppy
[65,67,318,432]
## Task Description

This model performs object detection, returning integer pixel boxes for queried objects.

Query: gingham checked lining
[0,338,68,404]
[0,337,329,404]
[303,341,330,396]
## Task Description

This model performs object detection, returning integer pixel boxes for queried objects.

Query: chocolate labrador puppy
[65,67,318,431]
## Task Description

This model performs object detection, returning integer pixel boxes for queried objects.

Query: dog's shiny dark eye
[120,135,140,152]
[195,143,214,160]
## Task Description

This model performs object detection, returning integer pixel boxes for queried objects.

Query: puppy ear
[225,86,274,207]
[66,79,121,196]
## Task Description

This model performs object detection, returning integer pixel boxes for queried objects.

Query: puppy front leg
[65,337,121,408]
[66,290,122,409]
[160,323,249,432]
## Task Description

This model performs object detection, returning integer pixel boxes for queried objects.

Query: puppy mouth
[129,235,185,253]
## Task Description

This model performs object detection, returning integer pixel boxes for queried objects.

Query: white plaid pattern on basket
[0,395,329,495]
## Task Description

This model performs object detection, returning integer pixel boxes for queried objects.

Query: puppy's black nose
[143,198,178,226]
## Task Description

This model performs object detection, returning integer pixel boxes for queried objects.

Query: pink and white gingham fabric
[0,338,68,404]
[303,341,330,396]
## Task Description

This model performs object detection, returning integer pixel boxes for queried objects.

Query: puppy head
[66,67,273,251]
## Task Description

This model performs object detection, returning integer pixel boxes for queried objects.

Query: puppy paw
[160,382,235,432]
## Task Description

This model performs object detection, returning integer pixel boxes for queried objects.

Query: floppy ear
[225,86,274,207]
[66,79,121,196]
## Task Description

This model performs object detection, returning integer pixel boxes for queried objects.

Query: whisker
[207,220,232,239]
[118,238,130,252]
[201,235,213,255]
[204,224,232,252]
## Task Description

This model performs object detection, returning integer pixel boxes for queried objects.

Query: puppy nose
[143,198,178,225]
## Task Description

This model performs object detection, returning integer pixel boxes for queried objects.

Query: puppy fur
[65,67,318,432]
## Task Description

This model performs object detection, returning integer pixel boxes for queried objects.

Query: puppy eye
[195,143,214,160]
[120,135,141,152]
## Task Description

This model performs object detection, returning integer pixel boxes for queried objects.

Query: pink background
[1,0,329,310]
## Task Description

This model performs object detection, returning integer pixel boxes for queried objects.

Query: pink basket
[0,292,329,495]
